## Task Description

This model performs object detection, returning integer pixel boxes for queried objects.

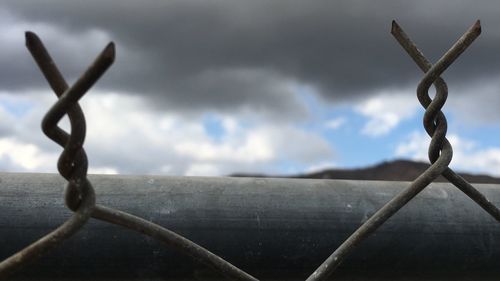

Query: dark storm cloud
[1,0,500,115]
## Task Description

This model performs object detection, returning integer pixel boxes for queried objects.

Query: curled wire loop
[0,32,258,281]
[306,21,500,281]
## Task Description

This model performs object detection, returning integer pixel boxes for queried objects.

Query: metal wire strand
[25,31,92,210]
[306,21,482,281]
[0,32,113,279]
[41,41,114,211]
[23,32,259,281]
[4,23,496,281]
[392,21,500,222]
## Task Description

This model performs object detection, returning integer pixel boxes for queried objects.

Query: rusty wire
[305,20,500,281]
[391,20,500,222]
[0,32,258,281]
[0,22,499,281]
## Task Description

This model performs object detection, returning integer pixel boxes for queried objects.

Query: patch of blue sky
[445,111,500,148]
[201,113,226,142]
[467,128,500,148]
[293,85,427,168]
[0,95,34,118]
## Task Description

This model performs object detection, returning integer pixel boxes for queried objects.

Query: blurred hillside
[231,159,500,184]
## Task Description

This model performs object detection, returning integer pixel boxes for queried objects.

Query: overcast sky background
[0,0,499,177]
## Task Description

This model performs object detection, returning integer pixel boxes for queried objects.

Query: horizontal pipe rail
[1,173,499,280]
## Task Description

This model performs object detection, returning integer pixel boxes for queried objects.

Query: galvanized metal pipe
[1,173,499,280]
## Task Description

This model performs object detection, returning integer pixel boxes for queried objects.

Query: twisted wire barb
[0,32,112,278]
[305,21,497,281]
[0,32,258,281]
[392,21,500,221]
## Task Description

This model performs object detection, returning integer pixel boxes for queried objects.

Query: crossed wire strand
[0,32,258,281]
[305,20,500,281]
[392,20,500,221]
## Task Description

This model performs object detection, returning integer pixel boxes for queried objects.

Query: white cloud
[0,137,57,172]
[395,131,500,176]
[448,77,500,125]
[355,90,418,137]
[395,131,429,161]
[174,129,275,163]
[0,91,335,176]
[325,117,346,130]
[305,161,337,173]
[185,163,220,177]
[88,166,118,175]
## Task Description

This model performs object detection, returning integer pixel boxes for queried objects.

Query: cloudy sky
[0,0,499,176]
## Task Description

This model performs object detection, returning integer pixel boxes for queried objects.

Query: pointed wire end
[102,42,116,64]
[391,20,401,35]
[473,20,481,35]
[25,31,42,50]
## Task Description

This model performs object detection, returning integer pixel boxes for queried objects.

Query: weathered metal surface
[1,173,499,280]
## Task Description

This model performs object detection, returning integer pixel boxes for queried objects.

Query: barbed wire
[0,21,498,281]
[0,32,257,281]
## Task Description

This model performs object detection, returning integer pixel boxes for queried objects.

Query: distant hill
[231,159,500,184]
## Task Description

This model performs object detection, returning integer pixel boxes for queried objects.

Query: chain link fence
[0,21,499,280]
